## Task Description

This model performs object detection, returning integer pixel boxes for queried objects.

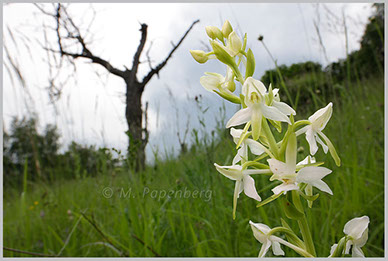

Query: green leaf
[298,190,319,202]
[282,197,304,220]
[256,193,282,208]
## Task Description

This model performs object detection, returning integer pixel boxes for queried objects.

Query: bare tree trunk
[36,4,199,171]
[125,80,146,170]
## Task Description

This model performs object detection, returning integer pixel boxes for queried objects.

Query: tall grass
[3,73,384,257]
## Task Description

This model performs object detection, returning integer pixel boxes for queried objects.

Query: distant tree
[34,3,199,170]
[326,3,384,81]
[3,117,60,184]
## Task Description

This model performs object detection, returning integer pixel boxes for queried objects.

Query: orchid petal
[295,125,309,136]
[249,221,271,243]
[273,101,296,115]
[230,127,243,142]
[243,175,261,201]
[272,241,285,256]
[344,216,370,240]
[268,159,295,179]
[232,180,243,219]
[200,73,224,92]
[297,166,332,182]
[226,107,252,128]
[330,243,338,256]
[345,240,352,255]
[297,156,316,166]
[272,183,299,195]
[353,228,369,248]
[259,240,272,257]
[232,147,243,165]
[305,127,319,155]
[309,102,332,131]
[352,246,365,257]
[214,163,242,180]
[310,180,333,195]
[243,77,267,97]
[245,138,266,155]
[261,104,291,124]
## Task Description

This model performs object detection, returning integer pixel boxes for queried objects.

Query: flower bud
[205,26,223,41]
[222,20,233,38]
[245,48,255,78]
[210,40,235,68]
[226,80,236,92]
[228,31,242,55]
[189,50,208,64]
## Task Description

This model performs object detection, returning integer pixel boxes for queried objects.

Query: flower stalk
[190,20,369,258]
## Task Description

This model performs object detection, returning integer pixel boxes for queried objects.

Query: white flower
[230,128,265,165]
[249,221,285,257]
[200,67,235,92]
[249,221,313,257]
[226,77,295,139]
[344,216,370,257]
[297,156,316,207]
[214,163,271,219]
[268,133,332,195]
[226,31,242,57]
[329,216,370,257]
[296,103,332,155]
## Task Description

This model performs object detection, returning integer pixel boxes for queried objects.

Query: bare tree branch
[130,23,148,82]
[38,3,125,78]
[141,19,199,86]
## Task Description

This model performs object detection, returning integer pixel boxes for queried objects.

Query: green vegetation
[3,74,384,257]
[3,3,384,257]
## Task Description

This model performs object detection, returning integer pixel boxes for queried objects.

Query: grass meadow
[3,72,384,257]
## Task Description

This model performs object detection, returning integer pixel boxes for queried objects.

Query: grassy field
[3,75,384,257]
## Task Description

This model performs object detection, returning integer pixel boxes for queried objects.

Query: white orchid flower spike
[344,216,370,257]
[214,163,271,219]
[250,221,313,257]
[230,128,265,165]
[226,77,295,140]
[268,133,333,195]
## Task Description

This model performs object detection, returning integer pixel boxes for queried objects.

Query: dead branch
[141,19,199,87]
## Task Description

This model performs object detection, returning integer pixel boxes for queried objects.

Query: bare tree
[35,3,199,170]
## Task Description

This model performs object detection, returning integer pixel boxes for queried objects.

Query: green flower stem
[271,236,314,258]
[297,216,316,256]
[292,192,316,257]
[268,227,305,249]
[261,119,280,159]
[293,120,310,130]
[278,127,292,161]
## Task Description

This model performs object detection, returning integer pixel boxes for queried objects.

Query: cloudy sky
[3,3,373,163]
